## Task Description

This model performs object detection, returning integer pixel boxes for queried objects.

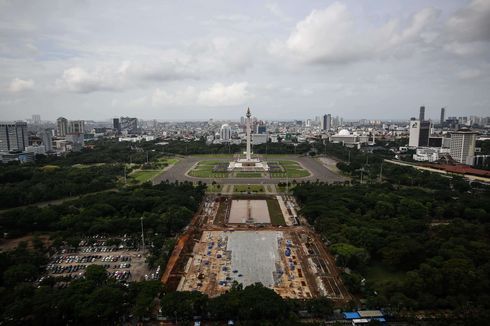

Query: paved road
[153,155,347,185]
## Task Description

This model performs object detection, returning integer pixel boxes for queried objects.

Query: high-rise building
[450,130,477,165]
[322,114,331,131]
[220,124,231,142]
[68,120,85,134]
[40,129,53,152]
[113,118,121,132]
[57,117,68,137]
[256,124,267,134]
[419,106,425,121]
[0,122,28,152]
[120,117,138,134]
[440,108,445,125]
[409,120,431,147]
[32,114,41,124]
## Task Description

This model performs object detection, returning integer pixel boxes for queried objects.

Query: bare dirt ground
[161,194,352,303]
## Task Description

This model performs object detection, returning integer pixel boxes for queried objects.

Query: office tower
[40,129,53,152]
[57,117,68,137]
[120,117,138,134]
[220,124,231,142]
[419,106,425,121]
[409,120,431,147]
[440,108,445,125]
[0,122,28,152]
[68,120,85,134]
[450,130,477,165]
[113,118,121,132]
[322,114,331,131]
[32,114,41,124]
[256,124,267,134]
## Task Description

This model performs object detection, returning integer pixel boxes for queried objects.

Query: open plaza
[162,192,351,302]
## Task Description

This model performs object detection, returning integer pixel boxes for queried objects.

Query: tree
[84,265,107,285]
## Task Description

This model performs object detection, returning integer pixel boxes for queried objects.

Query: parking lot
[45,238,155,284]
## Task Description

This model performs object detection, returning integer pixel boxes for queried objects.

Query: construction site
[162,193,351,302]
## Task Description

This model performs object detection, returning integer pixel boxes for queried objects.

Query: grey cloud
[446,0,490,43]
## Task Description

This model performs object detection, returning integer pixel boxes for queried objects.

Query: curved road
[153,155,347,185]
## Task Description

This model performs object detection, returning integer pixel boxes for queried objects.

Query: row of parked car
[111,270,131,281]
[47,264,87,274]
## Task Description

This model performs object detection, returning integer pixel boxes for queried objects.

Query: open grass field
[271,160,310,178]
[235,172,262,178]
[192,154,235,158]
[130,170,162,183]
[266,199,286,226]
[72,163,106,169]
[188,161,230,178]
[233,185,265,193]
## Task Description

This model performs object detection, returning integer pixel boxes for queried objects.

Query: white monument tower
[245,107,252,161]
[227,107,269,172]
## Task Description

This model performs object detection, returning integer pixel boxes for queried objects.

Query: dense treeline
[293,181,490,320]
[0,164,123,209]
[0,182,205,239]
[160,283,333,324]
[0,182,206,324]
[37,139,164,165]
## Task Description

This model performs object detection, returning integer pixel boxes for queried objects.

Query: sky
[0,0,489,121]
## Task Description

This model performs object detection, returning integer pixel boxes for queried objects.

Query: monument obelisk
[246,107,252,161]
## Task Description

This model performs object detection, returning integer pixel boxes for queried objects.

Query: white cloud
[8,78,34,92]
[55,66,123,93]
[151,82,252,107]
[276,2,439,64]
[197,82,251,106]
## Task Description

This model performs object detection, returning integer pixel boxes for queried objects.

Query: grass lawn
[192,154,235,158]
[72,163,106,169]
[207,184,224,192]
[130,170,162,183]
[235,172,262,178]
[233,185,264,193]
[158,157,179,165]
[270,160,310,178]
[188,161,230,178]
[266,199,286,226]
[189,170,228,178]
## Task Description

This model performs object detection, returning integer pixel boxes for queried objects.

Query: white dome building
[329,128,369,148]
[338,129,351,136]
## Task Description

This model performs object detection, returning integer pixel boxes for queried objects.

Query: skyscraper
[322,114,331,131]
[120,117,138,134]
[409,120,431,147]
[440,108,445,125]
[32,114,41,124]
[220,124,231,142]
[40,129,53,152]
[113,118,121,132]
[68,120,85,134]
[0,122,28,152]
[419,106,425,121]
[56,117,68,137]
[450,130,477,165]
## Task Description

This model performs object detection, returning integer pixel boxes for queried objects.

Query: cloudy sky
[0,0,489,121]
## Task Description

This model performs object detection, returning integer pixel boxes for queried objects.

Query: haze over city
[1,0,489,121]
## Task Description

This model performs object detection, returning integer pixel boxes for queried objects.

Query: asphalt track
[153,155,347,185]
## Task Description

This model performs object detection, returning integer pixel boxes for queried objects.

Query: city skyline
[1,0,489,121]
